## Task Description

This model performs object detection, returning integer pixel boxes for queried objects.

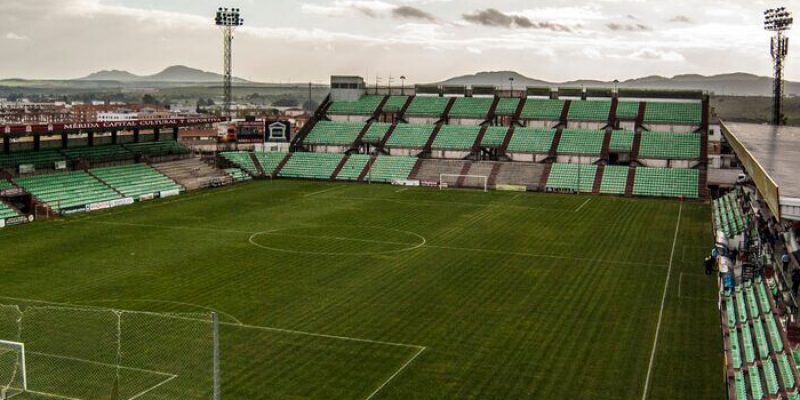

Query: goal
[0,340,26,400]
[439,174,488,192]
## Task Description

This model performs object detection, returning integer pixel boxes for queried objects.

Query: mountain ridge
[79,65,249,83]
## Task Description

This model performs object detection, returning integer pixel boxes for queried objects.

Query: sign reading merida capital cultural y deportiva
[0,117,227,135]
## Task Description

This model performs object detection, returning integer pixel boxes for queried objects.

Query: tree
[272,95,299,108]
[142,94,160,105]
[303,99,320,112]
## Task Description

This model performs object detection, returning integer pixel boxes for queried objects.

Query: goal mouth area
[438,174,488,192]
[0,340,25,400]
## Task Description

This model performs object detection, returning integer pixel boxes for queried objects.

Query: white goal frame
[438,174,488,192]
[0,340,26,399]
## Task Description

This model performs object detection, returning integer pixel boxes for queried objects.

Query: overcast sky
[0,0,797,83]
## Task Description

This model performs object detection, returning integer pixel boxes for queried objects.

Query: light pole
[613,79,620,97]
[764,7,793,126]
[215,7,244,119]
[400,75,407,95]
[509,77,515,95]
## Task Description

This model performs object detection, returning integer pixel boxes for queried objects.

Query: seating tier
[123,141,189,157]
[15,171,121,211]
[91,164,182,199]
[599,166,629,195]
[448,97,493,119]
[61,145,133,163]
[644,102,702,125]
[557,129,605,155]
[278,152,344,180]
[405,97,450,117]
[480,127,510,148]
[0,150,66,169]
[639,131,700,160]
[254,152,288,175]
[220,152,259,176]
[507,128,555,154]
[327,96,383,115]
[520,99,565,120]
[304,121,364,146]
[366,156,417,183]
[609,130,634,153]
[382,96,409,113]
[362,123,392,144]
[567,101,611,122]
[385,124,434,149]
[494,98,520,116]
[336,155,371,181]
[431,126,481,150]
[632,167,699,199]
[546,163,597,192]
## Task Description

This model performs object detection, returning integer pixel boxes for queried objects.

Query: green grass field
[0,180,722,400]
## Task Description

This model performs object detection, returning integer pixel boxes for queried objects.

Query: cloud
[607,22,651,32]
[628,48,685,62]
[3,32,29,41]
[669,15,693,24]
[301,1,395,18]
[392,6,436,22]
[462,8,572,32]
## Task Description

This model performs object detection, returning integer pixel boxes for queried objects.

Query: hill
[78,65,249,83]
[438,71,800,97]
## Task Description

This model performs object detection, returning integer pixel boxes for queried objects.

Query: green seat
[599,166,629,195]
[278,153,344,180]
[557,129,605,155]
[480,127,510,148]
[546,164,597,193]
[507,128,554,154]
[327,96,383,115]
[639,131,700,160]
[304,122,364,146]
[362,123,392,144]
[643,102,702,125]
[382,96,409,113]
[405,97,450,118]
[567,100,611,122]
[366,156,417,183]
[385,124,434,149]
[520,99,565,120]
[632,167,699,199]
[448,97,493,119]
[336,155,371,181]
[431,126,481,150]
[220,152,259,176]
[254,152,288,175]
[609,130,634,153]
[495,98,520,116]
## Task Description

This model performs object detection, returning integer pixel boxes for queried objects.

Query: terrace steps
[472,127,488,153]
[559,100,571,126]
[397,96,415,121]
[441,97,458,122]
[272,153,293,178]
[370,96,390,122]
[539,163,552,191]
[351,123,373,151]
[424,125,443,153]
[486,96,501,123]
[601,129,613,160]
[330,155,350,181]
[358,157,378,182]
[512,97,527,125]
[625,166,636,197]
[152,158,229,191]
[631,131,643,161]
[549,129,563,159]
[455,162,474,187]
[592,165,605,195]
[249,152,266,177]
[499,127,515,156]
[487,163,503,187]
[407,158,424,181]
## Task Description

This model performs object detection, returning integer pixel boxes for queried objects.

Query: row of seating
[336,155,371,181]
[365,156,417,183]
[15,171,121,212]
[599,166,629,195]
[90,164,182,199]
[714,190,746,238]
[362,123,392,144]
[545,163,598,193]
[254,152,289,176]
[385,125,434,149]
[639,132,701,160]
[304,121,363,146]
[278,152,344,180]
[507,128,554,154]
[327,95,703,125]
[632,167,699,199]
[431,126,481,150]
[557,129,605,155]
[0,200,18,220]
[220,152,259,176]
[724,279,800,398]
[225,168,252,183]
[0,141,189,169]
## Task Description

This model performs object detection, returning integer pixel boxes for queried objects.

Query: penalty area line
[364,346,426,400]
[575,198,591,213]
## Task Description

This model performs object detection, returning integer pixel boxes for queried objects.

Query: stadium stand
[639,131,701,159]
[494,98,521,116]
[0,180,14,191]
[0,195,19,220]
[431,125,481,150]
[722,277,800,399]
[633,167,699,199]
[15,171,121,212]
[567,100,611,122]
[609,130,635,153]
[546,163,598,192]
[91,164,183,199]
[0,149,66,169]
[599,165,630,195]
[382,96,409,113]
[362,123,392,144]
[365,156,417,183]
[336,155,371,181]
[225,168,252,183]
[520,99,565,120]
[152,159,230,191]
[616,101,640,120]
[404,96,450,117]
[385,124,434,149]
[448,97,493,119]
[61,145,133,163]
[254,152,289,176]
[123,141,189,157]
[304,121,365,146]
[643,102,702,125]
[714,190,746,238]
[507,128,555,154]
[557,129,605,155]
[327,95,383,115]
[278,152,345,180]
[220,152,259,176]
[480,127,510,148]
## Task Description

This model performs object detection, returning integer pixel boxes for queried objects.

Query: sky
[0,0,797,84]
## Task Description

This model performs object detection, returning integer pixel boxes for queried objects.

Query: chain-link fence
[0,303,216,400]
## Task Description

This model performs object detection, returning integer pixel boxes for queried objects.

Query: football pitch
[0,180,722,400]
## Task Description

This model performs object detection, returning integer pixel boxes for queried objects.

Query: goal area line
[438,174,488,192]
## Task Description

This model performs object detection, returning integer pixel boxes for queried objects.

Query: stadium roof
[721,121,800,221]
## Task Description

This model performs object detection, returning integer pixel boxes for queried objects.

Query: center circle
[248,225,426,256]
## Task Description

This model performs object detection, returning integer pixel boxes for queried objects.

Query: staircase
[631,131,643,162]
[699,168,709,200]
[512,97,527,126]
[472,126,488,154]
[624,166,637,197]
[351,123,373,152]
[455,162,474,187]
[549,129,563,159]
[377,124,397,154]
[559,100,571,127]
[330,155,350,181]
[592,165,605,195]
[272,153,293,178]
[407,159,424,181]
[358,157,378,182]
[635,102,647,129]
[499,127,515,157]
[369,96,390,123]
[601,128,613,161]
[248,152,265,177]
[152,158,231,191]
[423,125,443,153]
[485,96,501,124]
[440,97,458,123]
[539,164,553,191]
[608,98,619,128]
[397,96,415,122]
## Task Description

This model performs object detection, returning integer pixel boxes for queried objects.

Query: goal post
[439,174,488,192]
[0,340,26,400]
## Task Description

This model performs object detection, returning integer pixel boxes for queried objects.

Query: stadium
[0,5,799,400]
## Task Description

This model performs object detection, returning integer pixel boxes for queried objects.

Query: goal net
[0,303,216,400]
[0,340,25,400]
[439,174,488,192]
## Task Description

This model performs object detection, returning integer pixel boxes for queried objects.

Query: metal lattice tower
[764,7,793,126]
[215,7,244,118]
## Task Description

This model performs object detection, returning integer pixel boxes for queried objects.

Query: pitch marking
[641,203,682,400]
[575,198,592,213]
[364,346,426,400]
[304,186,346,198]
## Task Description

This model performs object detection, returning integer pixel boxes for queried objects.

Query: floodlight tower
[215,7,244,118]
[764,7,793,125]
